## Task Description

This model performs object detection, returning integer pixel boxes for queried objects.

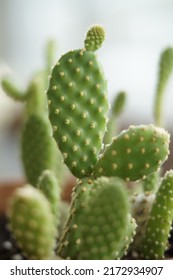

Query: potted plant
[1,25,173,260]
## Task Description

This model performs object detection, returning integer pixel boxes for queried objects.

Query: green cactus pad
[21,114,54,186]
[103,91,126,145]
[117,214,137,259]
[47,41,108,178]
[140,170,173,259]
[37,170,60,220]
[58,178,93,259]
[78,177,130,260]
[112,91,126,116]
[84,25,105,51]
[25,71,48,116]
[154,48,173,126]
[8,185,56,260]
[142,171,160,193]
[94,125,170,182]
[1,79,27,101]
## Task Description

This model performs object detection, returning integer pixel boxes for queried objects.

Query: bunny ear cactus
[1,40,68,187]
[21,114,54,186]
[8,185,57,260]
[104,91,126,145]
[94,125,170,182]
[118,214,137,259]
[1,79,28,101]
[58,178,92,259]
[47,25,108,178]
[142,171,160,193]
[58,176,135,260]
[154,47,173,126]
[78,177,130,260]
[140,170,173,259]
[37,169,60,221]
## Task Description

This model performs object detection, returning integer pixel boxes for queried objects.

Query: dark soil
[0,213,173,260]
[0,214,25,260]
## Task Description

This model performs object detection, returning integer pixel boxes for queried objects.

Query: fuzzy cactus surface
[94,125,170,181]
[154,47,173,126]
[140,170,173,259]
[37,170,60,221]
[142,172,160,193]
[47,25,108,178]
[103,91,126,145]
[8,185,56,260]
[58,178,92,259]
[78,177,130,259]
[21,115,54,186]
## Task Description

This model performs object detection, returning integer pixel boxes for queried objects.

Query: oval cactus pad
[47,47,108,178]
[94,125,170,181]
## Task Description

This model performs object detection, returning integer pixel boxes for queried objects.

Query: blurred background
[0,0,173,181]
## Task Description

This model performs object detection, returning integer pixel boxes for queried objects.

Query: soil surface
[0,214,25,260]
[0,213,173,260]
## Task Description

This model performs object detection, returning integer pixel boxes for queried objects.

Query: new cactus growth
[1,25,173,260]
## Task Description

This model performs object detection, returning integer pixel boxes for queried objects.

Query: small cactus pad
[47,35,108,178]
[154,47,173,126]
[84,25,105,51]
[1,79,27,101]
[25,72,48,116]
[94,125,170,181]
[8,185,56,260]
[21,114,54,186]
[103,91,126,144]
[140,170,173,259]
[142,171,160,193]
[78,177,130,259]
[37,170,60,220]
[58,178,93,259]
[112,91,126,116]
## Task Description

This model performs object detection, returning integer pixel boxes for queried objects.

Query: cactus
[104,91,126,145]
[153,47,173,126]
[1,40,68,187]
[2,26,173,261]
[118,214,137,259]
[140,170,173,259]
[77,177,131,260]
[94,125,169,181]
[21,115,54,186]
[8,185,57,260]
[47,25,108,178]
[142,171,160,193]
[58,178,92,259]
[37,169,60,220]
